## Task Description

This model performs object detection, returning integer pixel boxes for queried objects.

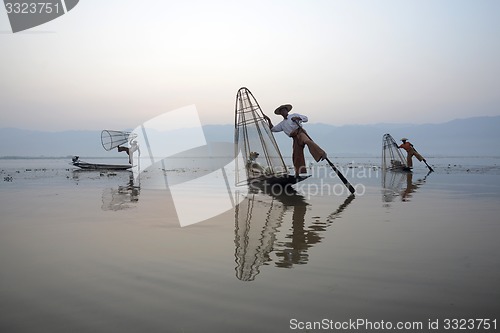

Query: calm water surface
[0,157,499,332]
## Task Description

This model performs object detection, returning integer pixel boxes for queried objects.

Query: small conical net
[382,133,409,172]
[234,87,288,185]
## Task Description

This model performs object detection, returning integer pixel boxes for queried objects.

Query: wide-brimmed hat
[274,104,293,114]
[401,137,408,141]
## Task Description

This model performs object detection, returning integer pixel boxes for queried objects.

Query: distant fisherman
[398,138,426,169]
[264,104,326,177]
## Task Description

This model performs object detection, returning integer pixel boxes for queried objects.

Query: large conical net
[382,133,409,172]
[234,87,288,185]
[101,130,137,151]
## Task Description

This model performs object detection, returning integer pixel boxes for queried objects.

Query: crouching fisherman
[117,140,140,164]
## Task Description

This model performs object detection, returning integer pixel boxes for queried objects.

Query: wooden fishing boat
[71,156,132,170]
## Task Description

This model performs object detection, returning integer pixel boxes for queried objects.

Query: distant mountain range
[1,116,499,158]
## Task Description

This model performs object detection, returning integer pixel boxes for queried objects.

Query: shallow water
[0,157,499,332]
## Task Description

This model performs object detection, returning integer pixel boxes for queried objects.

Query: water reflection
[382,170,431,205]
[234,188,354,281]
[101,173,140,211]
[274,193,355,269]
[70,170,140,210]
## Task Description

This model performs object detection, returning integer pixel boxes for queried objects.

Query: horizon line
[1,114,499,133]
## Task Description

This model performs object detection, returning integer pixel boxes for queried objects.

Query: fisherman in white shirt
[265,104,327,177]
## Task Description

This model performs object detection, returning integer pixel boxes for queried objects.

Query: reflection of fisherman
[264,104,326,177]
[275,203,314,268]
[402,173,418,201]
[398,138,426,169]
[101,173,140,211]
[234,188,355,280]
[401,171,429,202]
[275,193,354,268]
[117,140,139,164]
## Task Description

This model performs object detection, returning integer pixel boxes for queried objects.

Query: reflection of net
[381,170,406,203]
[101,130,137,151]
[234,192,356,280]
[235,88,288,185]
[234,195,285,281]
[382,133,408,172]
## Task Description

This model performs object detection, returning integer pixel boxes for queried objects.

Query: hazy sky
[1,0,499,131]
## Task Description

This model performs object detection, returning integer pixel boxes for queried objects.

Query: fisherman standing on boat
[264,104,326,177]
[398,138,426,169]
[117,140,139,164]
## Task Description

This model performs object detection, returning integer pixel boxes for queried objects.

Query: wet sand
[0,157,499,332]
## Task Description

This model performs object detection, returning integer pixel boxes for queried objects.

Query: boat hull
[248,174,310,190]
[72,162,132,170]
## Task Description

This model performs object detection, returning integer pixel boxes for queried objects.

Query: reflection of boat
[71,156,132,170]
[234,87,309,187]
[234,189,354,281]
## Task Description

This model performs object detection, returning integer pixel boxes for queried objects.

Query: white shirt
[271,113,308,137]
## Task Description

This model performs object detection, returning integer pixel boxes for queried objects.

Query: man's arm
[270,122,282,132]
[263,115,274,129]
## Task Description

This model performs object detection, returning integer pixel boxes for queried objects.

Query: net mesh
[234,87,288,185]
[382,133,409,172]
[382,170,406,203]
[234,194,284,281]
[101,130,137,151]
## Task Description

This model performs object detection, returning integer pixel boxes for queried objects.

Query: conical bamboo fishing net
[234,87,288,185]
[382,133,409,172]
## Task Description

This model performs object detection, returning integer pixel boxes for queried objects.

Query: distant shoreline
[1,155,499,159]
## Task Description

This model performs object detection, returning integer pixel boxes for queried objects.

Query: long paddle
[293,120,356,195]
[422,158,434,172]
